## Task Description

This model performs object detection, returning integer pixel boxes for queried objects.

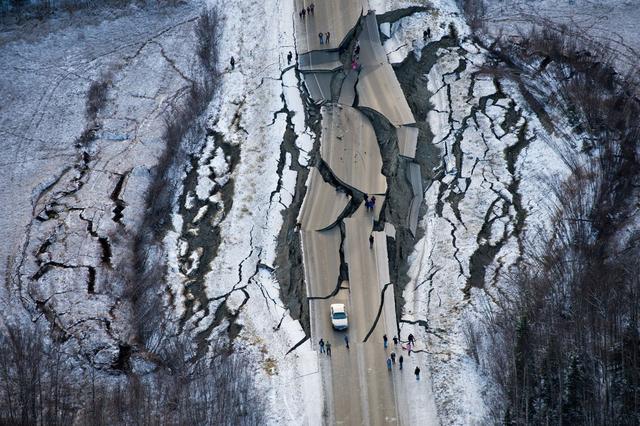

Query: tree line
[0,321,265,425]
[466,24,640,425]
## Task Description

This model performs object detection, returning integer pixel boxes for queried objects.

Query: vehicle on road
[330,303,349,330]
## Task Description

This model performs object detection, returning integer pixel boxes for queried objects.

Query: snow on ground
[1,0,319,419]
[376,1,579,423]
[3,0,618,422]
[163,0,321,423]
[384,11,449,64]
[483,0,640,72]
[0,2,203,365]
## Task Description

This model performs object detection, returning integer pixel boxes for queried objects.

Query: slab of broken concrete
[357,64,416,127]
[397,125,419,158]
[298,51,343,73]
[357,12,387,67]
[304,72,334,104]
[356,12,415,127]
[407,162,423,237]
[301,226,342,298]
[298,167,351,231]
[320,104,387,195]
[338,69,358,106]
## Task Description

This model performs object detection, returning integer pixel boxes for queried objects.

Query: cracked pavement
[294,2,437,424]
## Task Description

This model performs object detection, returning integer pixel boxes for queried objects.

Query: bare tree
[475,28,640,425]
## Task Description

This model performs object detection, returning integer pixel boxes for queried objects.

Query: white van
[330,303,348,330]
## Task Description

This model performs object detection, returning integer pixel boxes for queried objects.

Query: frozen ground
[0,2,203,364]
[483,0,640,71]
[2,0,630,423]
[286,0,635,422]
[375,0,580,423]
[166,0,321,423]
[1,0,318,421]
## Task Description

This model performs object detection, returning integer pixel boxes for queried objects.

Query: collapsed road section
[293,1,438,423]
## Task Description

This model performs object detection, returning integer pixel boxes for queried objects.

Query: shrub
[477,28,640,424]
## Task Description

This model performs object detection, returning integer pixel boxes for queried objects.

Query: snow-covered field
[2,0,635,423]
[1,0,318,420]
[483,0,640,71]
[375,0,575,423]
[0,2,204,364]
[375,0,640,424]
[171,0,321,422]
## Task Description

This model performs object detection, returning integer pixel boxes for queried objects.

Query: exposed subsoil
[274,68,323,337]
[177,130,240,332]
[379,37,458,323]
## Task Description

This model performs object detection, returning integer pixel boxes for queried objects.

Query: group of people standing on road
[318,31,331,45]
[318,338,332,356]
[299,3,314,19]
[383,333,421,380]
[318,335,349,356]
[317,332,422,380]
[297,3,333,47]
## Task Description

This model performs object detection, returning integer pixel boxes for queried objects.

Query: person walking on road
[310,3,314,14]
[393,336,398,346]
[370,195,376,209]
[287,51,293,65]
[325,32,330,44]
[399,355,404,370]
[326,341,332,356]
[318,32,324,45]
[344,335,350,349]
[369,234,374,248]
[383,334,388,349]
[414,366,421,380]
[230,56,235,70]
[301,8,306,19]
[390,352,396,364]
[318,338,325,353]
[387,357,392,370]
[408,333,415,344]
